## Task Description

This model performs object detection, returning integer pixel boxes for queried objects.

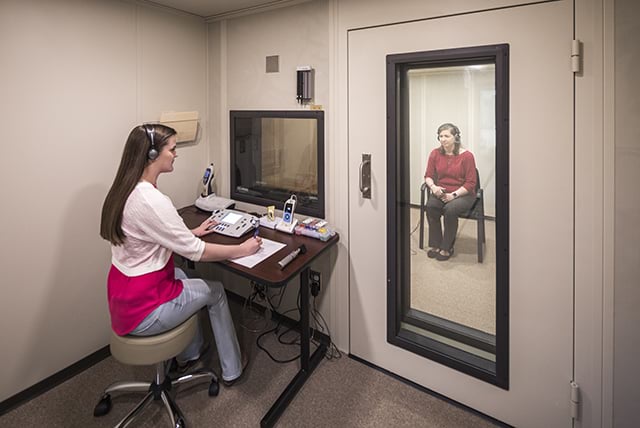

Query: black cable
[265,283,287,311]
[257,284,342,363]
[256,307,301,363]
[240,282,271,333]
[310,296,342,360]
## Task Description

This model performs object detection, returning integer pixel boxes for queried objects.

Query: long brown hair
[100,124,177,245]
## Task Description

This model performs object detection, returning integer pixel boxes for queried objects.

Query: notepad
[229,238,286,268]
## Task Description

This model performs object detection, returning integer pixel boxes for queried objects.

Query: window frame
[386,44,510,389]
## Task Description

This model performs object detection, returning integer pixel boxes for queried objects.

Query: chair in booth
[419,168,486,263]
[93,313,218,428]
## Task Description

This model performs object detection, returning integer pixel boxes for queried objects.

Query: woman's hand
[431,185,446,198]
[239,236,262,256]
[441,193,455,203]
[193,217,218,238]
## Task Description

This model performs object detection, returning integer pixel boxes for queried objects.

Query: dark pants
[426,194,475,251]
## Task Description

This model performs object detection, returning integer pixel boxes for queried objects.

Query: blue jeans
[130,268,242,382]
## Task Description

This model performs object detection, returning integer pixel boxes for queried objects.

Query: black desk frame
[179,206,337,427]
[261,267,328,428]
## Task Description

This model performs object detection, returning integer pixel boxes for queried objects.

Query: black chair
[419,168,486,263]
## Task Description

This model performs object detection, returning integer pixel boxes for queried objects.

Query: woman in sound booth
[423,123,477,261]
[100,124,261,386]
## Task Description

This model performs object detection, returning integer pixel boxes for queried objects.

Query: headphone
[451,125,461,144]
[143,124,159,161]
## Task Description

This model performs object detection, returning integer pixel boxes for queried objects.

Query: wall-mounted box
[160,111,199,143]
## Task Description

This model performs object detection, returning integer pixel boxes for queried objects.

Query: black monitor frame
[230,110,325,219]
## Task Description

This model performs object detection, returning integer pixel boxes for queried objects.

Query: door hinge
[570,380,581,420]
[571,39,582,73]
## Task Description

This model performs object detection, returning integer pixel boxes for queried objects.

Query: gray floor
[1,300,502,428]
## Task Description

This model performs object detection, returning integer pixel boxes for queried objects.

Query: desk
[179,206,339,427]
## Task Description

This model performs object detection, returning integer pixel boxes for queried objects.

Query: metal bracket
[570,380,580,420]
[571,39,582,74]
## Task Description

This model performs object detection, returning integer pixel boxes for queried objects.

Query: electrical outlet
[309,270,321,296]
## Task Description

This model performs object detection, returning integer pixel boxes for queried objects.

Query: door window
[386,44,510,388]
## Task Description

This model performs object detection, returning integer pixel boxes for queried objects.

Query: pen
[254,227,259,238]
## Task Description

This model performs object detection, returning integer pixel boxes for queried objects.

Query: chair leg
[419,207,425,250]
[98,361,216,427]
[104,381,151,395]
[161,390,187,428]
[159,391,177,427]
[115,391,154,428]
[477,217,485,263]
[172,368,217,387]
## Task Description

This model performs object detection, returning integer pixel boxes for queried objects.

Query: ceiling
[146,0,305,20]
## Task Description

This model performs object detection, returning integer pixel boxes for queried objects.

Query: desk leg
[260,267,328,428]
[300,268,310,371]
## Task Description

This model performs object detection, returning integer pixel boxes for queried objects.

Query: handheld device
[195,163,235,212]
[282,195,297,224]
[276,195,298,234]
[201,163,214,196]
[207,209,258,238]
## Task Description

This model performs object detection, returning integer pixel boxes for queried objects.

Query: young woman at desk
[100,124,261,386]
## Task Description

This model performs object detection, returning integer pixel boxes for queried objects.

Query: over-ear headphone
[143,124,158,161]
[451,125,461,144]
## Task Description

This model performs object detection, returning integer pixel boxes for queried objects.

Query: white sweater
[111,181,205,277]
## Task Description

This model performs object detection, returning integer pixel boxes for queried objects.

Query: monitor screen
[230,110,325,218]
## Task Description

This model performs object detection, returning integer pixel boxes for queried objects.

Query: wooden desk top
[178,205,339,287]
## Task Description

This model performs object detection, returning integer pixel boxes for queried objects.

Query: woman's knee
[205,280,228,306]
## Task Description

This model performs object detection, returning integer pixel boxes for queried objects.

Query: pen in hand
[253,227,260,238]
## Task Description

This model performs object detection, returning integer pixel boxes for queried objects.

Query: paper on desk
[229,238,286,268]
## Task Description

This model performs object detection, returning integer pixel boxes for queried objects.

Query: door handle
[359,153,371,199]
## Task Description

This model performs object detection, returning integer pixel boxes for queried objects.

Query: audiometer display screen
[221,212,242,225]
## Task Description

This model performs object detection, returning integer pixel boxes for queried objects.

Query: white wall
[0,0,207,402]
[408,67,496,213]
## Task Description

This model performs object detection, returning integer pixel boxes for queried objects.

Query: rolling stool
[93,314,219,428]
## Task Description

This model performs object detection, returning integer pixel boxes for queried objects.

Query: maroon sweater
[424,149,477,194]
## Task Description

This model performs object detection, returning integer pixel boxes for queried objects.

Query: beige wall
[203,0,341,347]
[0,0,207,402]
[613,0,640,426]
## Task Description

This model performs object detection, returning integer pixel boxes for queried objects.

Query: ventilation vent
[266,55,279,73]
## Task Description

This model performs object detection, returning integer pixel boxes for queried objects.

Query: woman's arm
[424,150,446,197]
[199,237,262,262]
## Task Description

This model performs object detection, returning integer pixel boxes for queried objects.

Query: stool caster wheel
[93,393,112,417]
[208,380,219,397]
[175,417,186,428]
